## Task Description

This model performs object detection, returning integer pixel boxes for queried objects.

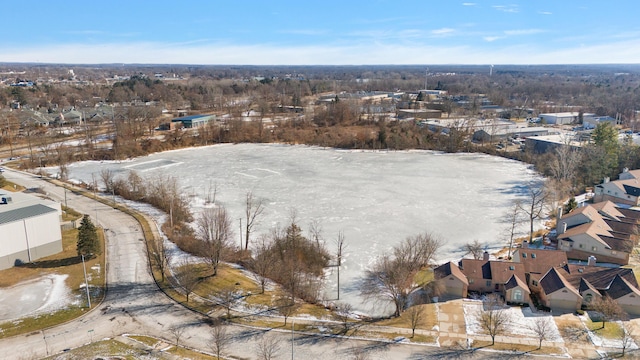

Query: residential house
[458,253,531,305]
[537,257,640,315]
[511,245,568,292]
[433,261,468,299]
[556,201,635,265]
[594,168,640,206]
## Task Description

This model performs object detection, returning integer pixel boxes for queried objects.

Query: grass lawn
[585,318,624,338]
[0,179,25,192]
[375,304,438,330]
[0,225,106,338]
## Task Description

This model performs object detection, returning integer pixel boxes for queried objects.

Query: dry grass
[376,304,438,329]
[471,340,564,355]
[166,346,218,359]
[0,180,25,192]
[127,334,160,347]
[555,317,591,343]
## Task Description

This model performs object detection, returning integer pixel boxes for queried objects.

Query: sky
[2,0,639,65]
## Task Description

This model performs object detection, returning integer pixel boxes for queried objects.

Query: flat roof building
[0,191,63,270]
[171,114,215,128]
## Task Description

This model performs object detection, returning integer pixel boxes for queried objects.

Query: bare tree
[407,305,426,338]
[100,169,115,193]
[360,232,443,317]
[276,295,297,326]
[591,295,628,329]
[549,144,581,184]
[168,324,187,348]
[619,326,634,356]
[175,258,201,302]
[209,319,231,359]
[255,334,282,360]
[244,190,265,250]
[250,235,275,294]
[528,317,553,349]
[518,183,548,242]
[505,200,523,260]
[476,294,511,345]
[333,302,353,331]
[308,218,323,249]
[463,239,484,260]
[216,285,239,319]
[149,236,172,282]
[197,206,233,276]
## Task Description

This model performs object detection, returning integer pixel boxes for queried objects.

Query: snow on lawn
[463,299,562,342]
[0,274,79,321]
[579,314,639,350]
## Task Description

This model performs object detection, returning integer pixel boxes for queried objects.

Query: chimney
[557,221,567,235]
[603,177,610,183]
[482,251,490,261]
[522,240,528,249]
[557,206,563,220]
[588,256,597,266]
[624,167,629,173]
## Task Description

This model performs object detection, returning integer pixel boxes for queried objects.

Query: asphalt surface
[0,168,558,359]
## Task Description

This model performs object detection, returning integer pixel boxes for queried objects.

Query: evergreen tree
[77,215,100,257]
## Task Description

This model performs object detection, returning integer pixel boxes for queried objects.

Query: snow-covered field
[463,299,563,342]
[63,144,541,315]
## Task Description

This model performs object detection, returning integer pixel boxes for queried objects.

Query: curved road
[0,169,540,360]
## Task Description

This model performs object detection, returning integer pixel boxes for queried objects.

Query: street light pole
[81,254,91,308]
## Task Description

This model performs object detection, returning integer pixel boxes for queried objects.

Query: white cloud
[503,29,545,36]
[431,28,455,36]
[492,5,519,13]
[462,2,476,5]
[538,11,552,15]
[483,36,502,42]
[2,38,640,65]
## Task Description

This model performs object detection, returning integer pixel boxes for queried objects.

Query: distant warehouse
[171,114,215,128]
[0,191,63,270]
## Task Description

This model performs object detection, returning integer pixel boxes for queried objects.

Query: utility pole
[239,218,243,250]
[81,254,91,308]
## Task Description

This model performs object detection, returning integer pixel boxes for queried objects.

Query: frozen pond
[65,144,541,315]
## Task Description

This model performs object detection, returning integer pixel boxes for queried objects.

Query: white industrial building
[0,191,63,270]
[538,112,596,125]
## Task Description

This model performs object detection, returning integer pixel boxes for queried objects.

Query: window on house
[592,246,597,251]
[531,253,536,259]
[509,266,515,270]
[532,280,538,286]
[513,289,523,301]
[562,290,568,293]
[631,295,636,298]
[449,277,454,280]
[469,279,474,284]
[486,280,491,287]
[579,244,584,249]
[522,253,527,258]
[585,294,593,303]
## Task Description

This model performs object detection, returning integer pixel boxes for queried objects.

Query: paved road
[0,169,556,360]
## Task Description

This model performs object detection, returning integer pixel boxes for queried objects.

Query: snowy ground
[60,144,542,315]
[0,274,78,322]
[580,313,639,350]
[463,299,563,342]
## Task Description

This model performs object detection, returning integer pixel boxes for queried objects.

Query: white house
[0,191,63,270]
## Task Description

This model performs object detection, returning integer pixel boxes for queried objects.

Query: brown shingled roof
[513,248,567,276]
[504,274,530,293]
[606,274,640,300]
[540,267,580,297]
[434,261,469,285]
